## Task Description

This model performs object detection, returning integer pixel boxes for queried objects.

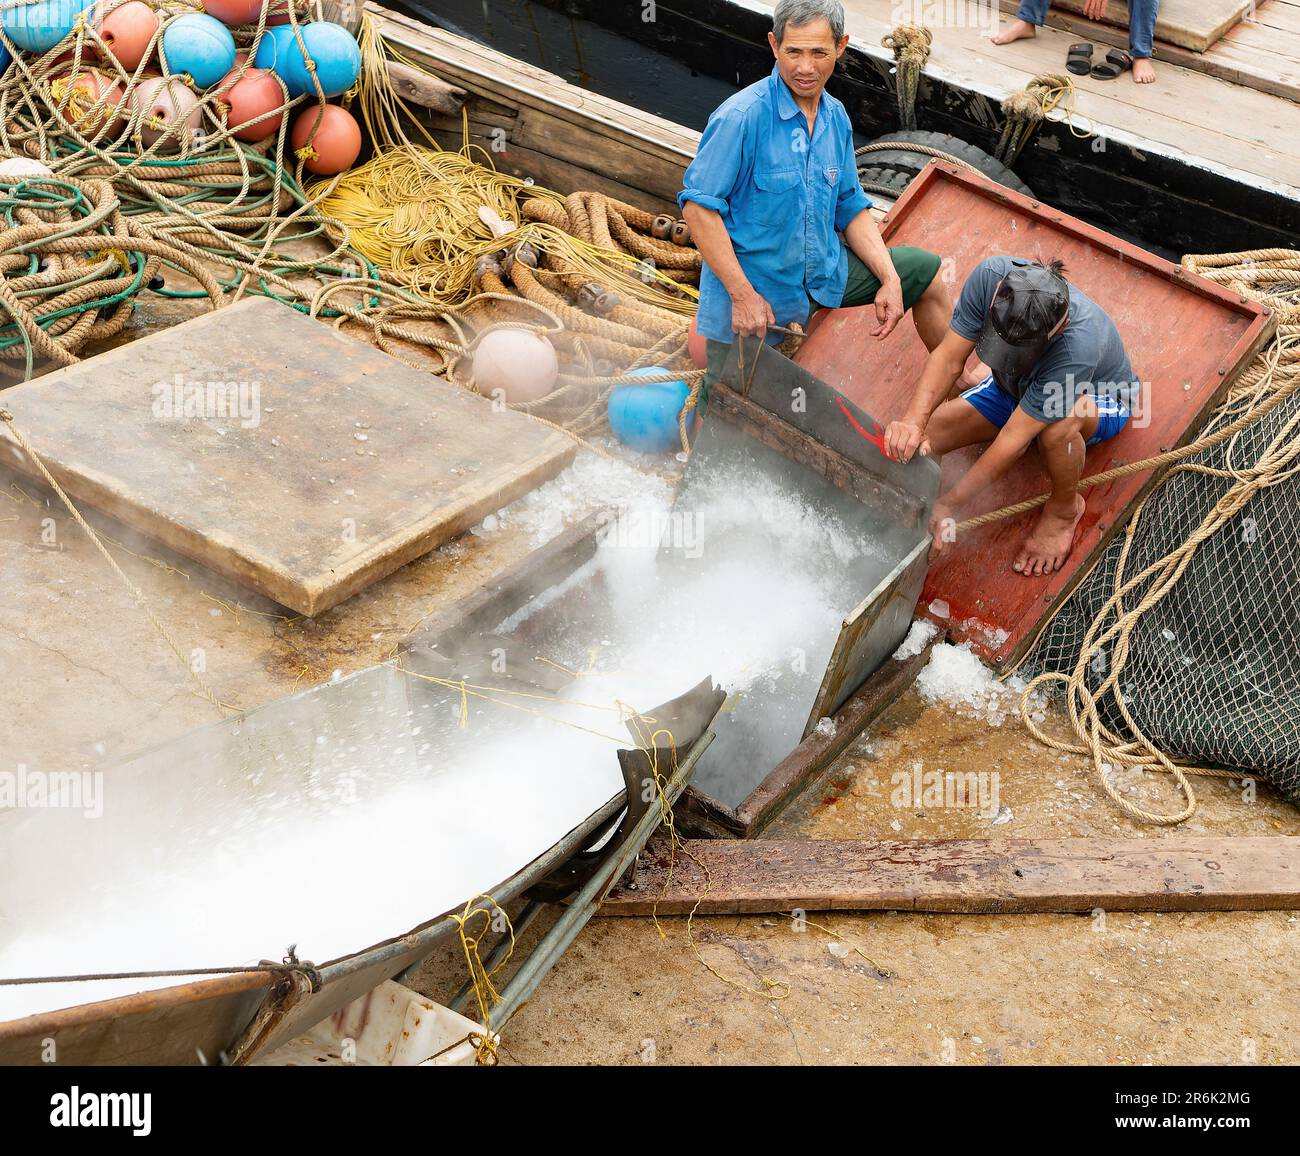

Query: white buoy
[472,328,559,404]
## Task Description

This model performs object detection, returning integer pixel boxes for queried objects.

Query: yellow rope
[447,895,513,1065]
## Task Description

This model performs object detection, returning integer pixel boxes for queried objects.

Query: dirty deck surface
[3,292,1297,1066]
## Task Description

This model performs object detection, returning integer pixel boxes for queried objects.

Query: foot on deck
[1013,494,1085,576]
[1132,57,1156,84]
[991,19,1036,45]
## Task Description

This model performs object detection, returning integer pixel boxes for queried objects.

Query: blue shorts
[959,376,1130,446]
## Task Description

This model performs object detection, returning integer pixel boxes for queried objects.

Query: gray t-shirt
[951,256,1138,423]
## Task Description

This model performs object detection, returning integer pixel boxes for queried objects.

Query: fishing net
[1022,250,1300,820]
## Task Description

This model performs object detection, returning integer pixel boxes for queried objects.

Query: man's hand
[885,417,930,463]
[869,278,904,340]
[927,500,958,556]
[731,286,775,338]
[1083,0,1107,19]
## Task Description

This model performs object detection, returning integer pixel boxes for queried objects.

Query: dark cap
[976,260,1069,378]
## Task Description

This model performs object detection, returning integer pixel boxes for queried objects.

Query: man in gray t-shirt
[884,256,1138,577]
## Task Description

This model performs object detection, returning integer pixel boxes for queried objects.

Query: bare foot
[1132,57,1156,84]
[991,18,1036,45]
[1013,494,1085,575]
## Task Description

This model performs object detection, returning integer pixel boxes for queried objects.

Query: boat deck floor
[737,0,1300,197]
[1010,0,1300,105]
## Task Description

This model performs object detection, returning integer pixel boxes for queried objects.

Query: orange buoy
[289,103,361,175]
[202,0,264,25]
[218,65,284,141]
[131,74,201,148]
[471,328,559,404]
[50,66,126,137]
[97,0,158,71]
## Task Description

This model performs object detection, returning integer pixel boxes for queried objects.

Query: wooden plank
[370,5,699,165]
[795,163,1276,670]
[1254,0,1300,35]
[602,837,1300,914]
[999,1,1300,103]
[0,298,576,616]
[384,58,466,114]
[1046,0,1251,52]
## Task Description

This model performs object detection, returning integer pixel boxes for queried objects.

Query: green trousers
[700,244,942,414]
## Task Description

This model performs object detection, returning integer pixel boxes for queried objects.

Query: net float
[50,66,126,137]
[1,0,88,54]
[216,65,284,142]
[607,367,691,453]
[277,21,361,98]
[131,73,201,148]
[202,0,265,26]
[289,103,361,174]
[161,12,236,89]
[471,328,559,405]
[252,23,296,70]
[96,0,158,71]
[671,219,692,246]
[651,214,674,241]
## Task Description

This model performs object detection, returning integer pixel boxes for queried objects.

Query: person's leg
[1013,394,1100,575]
[923,397,1001,455]
[992,0,1050,44]
[1127,0,1158,83]
[841,246,946,351]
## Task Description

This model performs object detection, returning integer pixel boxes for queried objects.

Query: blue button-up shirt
[678,65,872,344]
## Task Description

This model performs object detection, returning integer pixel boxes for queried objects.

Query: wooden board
[0,297,575,616]
[998,1,1300,103]
[795,164,1275,669]
[1042,0,1250,52]
[601,836,1300,913]
[371,5,698,206]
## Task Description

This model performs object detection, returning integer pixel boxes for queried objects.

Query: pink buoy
[131,74,201,148]
[471,329,559,404]
[50,66,126,137]
[289,103,361,174]
[687,317,708,369]
[202,0,264,25]
[97,1,158,71]
[218,65,284,141]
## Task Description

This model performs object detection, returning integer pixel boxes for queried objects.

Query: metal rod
[445,899,545,1016]
[491,732,715,1028]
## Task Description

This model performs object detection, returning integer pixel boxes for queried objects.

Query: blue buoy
[607,367,691,454]
[277,22,361,99]
[162,13,236,89]
[1,0,88,54]
[252,23,296,71]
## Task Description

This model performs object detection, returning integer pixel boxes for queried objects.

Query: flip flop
[1091,48,1133,80]
[1066,42,1094,76]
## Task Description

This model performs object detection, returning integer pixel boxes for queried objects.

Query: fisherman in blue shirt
[679,0,952,415]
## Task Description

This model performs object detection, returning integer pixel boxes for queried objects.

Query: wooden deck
[735,0,1300,197]
[1006,0,1300,104]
